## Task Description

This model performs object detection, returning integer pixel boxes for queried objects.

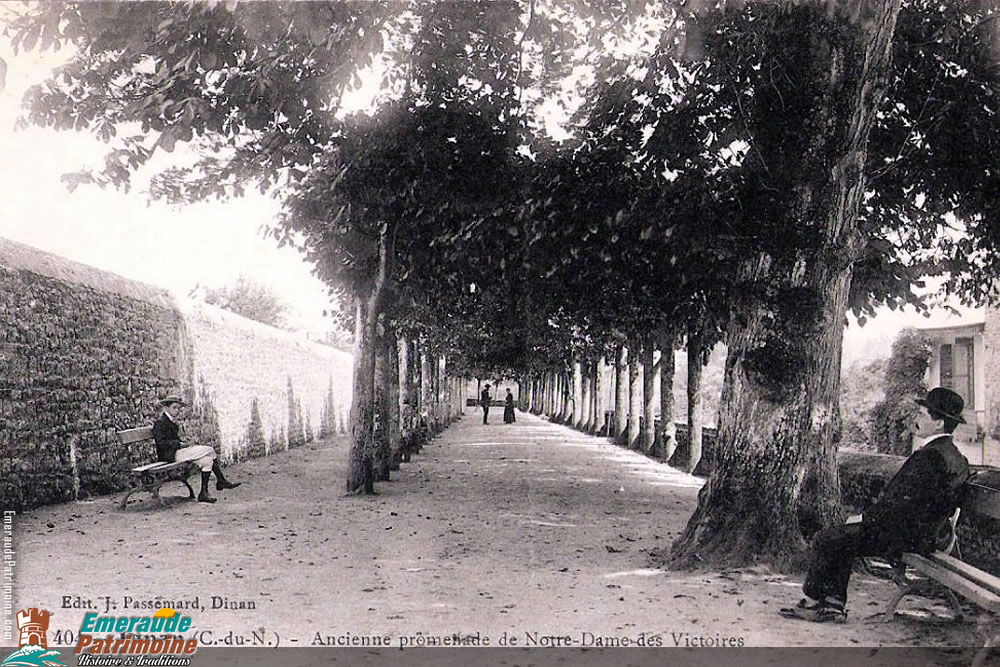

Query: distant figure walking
[153,396,241,504]
[481,384,492,424]
[504,388,516,424]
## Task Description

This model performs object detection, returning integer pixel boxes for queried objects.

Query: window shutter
[940,344,953,389]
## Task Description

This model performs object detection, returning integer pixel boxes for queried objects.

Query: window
[940,338,974,408]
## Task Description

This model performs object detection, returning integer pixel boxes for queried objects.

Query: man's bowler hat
[915,387,966,424]
[159,395,188,408]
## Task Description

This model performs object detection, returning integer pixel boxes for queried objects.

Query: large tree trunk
[685,330,704,475]
[347,227,394,494]
[671,0,901,568]
[347,297,376,494]
[627,343,641,450]
[658,333,677,462]
[581,361,592,432]
[642,343,656,454]
[614,345,628,445]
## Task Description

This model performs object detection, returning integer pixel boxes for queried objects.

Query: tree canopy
[202,276,288,327]
[7,0,1000,563]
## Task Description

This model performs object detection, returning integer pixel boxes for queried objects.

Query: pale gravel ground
[7,411,990,653]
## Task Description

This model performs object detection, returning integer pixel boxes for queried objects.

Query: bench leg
[883,583,913,622]
[120,488,138,509]
[152,484,167,508]
[181,478,196,500]
[942,589,964,621]
[884,580,964,622]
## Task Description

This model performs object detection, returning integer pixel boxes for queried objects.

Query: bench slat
[902,553,1000,612]
[118,427,155,445]
[131,462,185,474]
[922,551,1000,598]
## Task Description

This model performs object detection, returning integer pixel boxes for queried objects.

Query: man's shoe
[198,492,217,504]
[217,480,242,491]
[778,599,847,623]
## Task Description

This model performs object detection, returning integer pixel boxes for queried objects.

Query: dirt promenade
[7,410,989,651]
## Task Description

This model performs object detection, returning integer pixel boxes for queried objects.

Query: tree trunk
[593,358,604,435]
[398,335,412,463]
[347,297,376,494]
[387,329,402,471]
[554,373,563,421]
[614,345,627,445]
[573,362,583,428]
[373,320,396,481]
[628,343,641,450]
[556,373,565,421]
[685,329,704,475]
[643,343,657,455]
[581,362,592,432]
[439,356,448,425]
[347,227,394,494]
[421,351,433,432]
[671,0,901,568]
[564,371,574,424]
[658,333,677,462]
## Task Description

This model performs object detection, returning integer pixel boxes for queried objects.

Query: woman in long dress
[503,388,516,424]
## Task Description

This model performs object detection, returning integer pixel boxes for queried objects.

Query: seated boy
[152,396,241,504]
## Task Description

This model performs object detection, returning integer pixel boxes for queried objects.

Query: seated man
[780,386,970,623]
[152,396,241,504]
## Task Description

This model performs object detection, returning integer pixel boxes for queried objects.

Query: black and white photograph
[0,1,999,666]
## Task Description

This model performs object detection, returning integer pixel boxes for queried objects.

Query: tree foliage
[202,276,288,328]
[867,327,933,456]
[8,0,1000,555]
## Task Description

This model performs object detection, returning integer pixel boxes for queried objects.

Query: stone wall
[182,301,353,462]
[980,306,1000,465]
[0,238,352,511]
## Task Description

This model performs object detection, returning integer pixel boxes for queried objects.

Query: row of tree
[8,0,1000,567]
[518,344,707,473]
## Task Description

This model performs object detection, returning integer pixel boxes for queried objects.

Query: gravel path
[7,410,987,650]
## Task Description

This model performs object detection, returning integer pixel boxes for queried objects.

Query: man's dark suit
[481,388,491,424]
[152,412,184,463]
[803,435,970,603]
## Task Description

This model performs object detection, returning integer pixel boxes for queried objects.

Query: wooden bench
[884,478,1000,664]
[117,427,198,508]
